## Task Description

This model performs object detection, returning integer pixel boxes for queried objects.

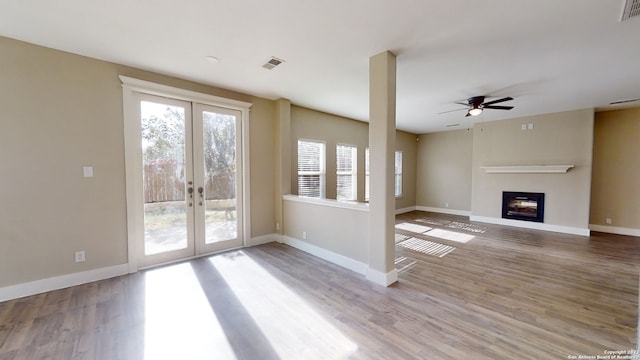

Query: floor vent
[621,0,640,21]
[262,57,285,70]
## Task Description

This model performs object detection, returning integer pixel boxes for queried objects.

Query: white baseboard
[281,236,368,275]
[416,206,472,217]
[0,264,129,303]
[395,206,417,215]
[589,224,640,237]
[247,233,279,246]
[470,215,590,236]
[366,267,398,287]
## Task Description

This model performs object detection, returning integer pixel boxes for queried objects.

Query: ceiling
[1,0,639,133]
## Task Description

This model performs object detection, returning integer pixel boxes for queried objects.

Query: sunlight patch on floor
[144,263,236,360]
[209,251,358,359]
[395,256,417,272]
[395,222,432,233]
[397,237,456,257]
[426,228,475,243]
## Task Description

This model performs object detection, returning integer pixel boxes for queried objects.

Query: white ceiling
[1,0,639,133]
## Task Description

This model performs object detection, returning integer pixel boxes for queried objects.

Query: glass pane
[202,111,237,243]
[141,101,188,255]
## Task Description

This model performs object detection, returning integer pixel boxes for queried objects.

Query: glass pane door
[194,104,243,253]
[140,96,194,266]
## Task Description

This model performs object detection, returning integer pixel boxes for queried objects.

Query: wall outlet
[528,123,534,130]
[75,251,86,263]
[521,124,527,130]
[302,231,307,240]
[445,202,449,208]
[276,222,280,231]
[605,218,612,224]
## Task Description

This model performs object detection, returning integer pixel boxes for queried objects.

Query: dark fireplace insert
[502,191,545,223]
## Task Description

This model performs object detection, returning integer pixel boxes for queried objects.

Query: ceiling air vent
[262,57,285,70]
[621,0,640,21]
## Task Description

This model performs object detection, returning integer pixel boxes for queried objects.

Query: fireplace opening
[502,192,545,223]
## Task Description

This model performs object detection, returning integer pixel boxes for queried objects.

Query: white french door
[135,94,244,268]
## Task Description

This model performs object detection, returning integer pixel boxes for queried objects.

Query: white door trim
[120,76,252,273]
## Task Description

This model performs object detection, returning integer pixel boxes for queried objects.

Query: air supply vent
[262,57,285,70]
[621,0,640,21]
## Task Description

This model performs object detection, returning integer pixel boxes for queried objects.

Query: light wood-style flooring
[1,211,639,359]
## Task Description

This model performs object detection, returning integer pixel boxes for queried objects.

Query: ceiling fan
[441,96,514,117]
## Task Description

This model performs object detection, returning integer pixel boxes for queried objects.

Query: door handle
[188,186,194,207]
[198,187,204,206]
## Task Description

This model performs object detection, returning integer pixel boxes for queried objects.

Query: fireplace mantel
[481,165,574,174]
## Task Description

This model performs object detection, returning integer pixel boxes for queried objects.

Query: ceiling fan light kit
[450,95,514,118]
[468,107,483,116]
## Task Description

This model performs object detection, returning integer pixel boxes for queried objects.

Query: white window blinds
[336,144,357,201]
[395,151,403,197]
[297,140,325,197]
[364,148,370,202]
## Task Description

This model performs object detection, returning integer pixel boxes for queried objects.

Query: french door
[137,94,243,267]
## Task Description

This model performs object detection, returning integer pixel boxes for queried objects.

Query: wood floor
[1,211,639,359]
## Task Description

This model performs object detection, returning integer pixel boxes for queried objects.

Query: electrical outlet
[75,251,86,263]
[445,202,449,208]
[605,218,612,224]
[303,231,307,240]
[528,123,534,130]
[521,124,527,131]
[276,222,280,231]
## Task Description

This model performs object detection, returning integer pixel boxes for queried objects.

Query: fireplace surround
[502,191,545,223]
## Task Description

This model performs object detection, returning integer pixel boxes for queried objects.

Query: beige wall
[416,129,473,212]
[471,109,594,229]
[0,36,276,287]
[290,105,416,208]
[590,108,640,229]
[283,198,368,264]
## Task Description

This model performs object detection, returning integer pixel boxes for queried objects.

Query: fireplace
[502,191,545,223]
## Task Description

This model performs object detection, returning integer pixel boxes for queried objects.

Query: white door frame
[120,76,252,272]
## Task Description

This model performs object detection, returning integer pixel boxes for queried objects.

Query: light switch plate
[82,166,94,178]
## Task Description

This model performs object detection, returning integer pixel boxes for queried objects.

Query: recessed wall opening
[502,191,545,223]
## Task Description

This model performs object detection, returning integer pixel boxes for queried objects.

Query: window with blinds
[297,140,325,197]
[395,151,403,197]
[364,149,402,199]
[336,144,357,201]
[364,148,370,202]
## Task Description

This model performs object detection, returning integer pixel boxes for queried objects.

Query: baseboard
[281,236,368,275]
[0,263,129,303]
[470,215,590,236]
[247,233,279,246]
[416,206,472,217]
[366,267,398,287]
[589,224,640,237]
[395,206,416,215]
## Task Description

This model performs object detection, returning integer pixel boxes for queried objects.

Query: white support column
[367,51,398,286]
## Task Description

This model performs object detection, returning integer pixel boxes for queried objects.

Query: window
[297,140,325,197]
[365,148,370,202]
[336,144,357,201]
[395,151,403,197]
[364,148,401,199]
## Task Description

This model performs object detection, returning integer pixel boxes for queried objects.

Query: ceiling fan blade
[610,98,640,105]
[465,111,471,117]
[482,97,513,106]
[454,101,470,106]
[483,105,513,110]
[438,108,468,115]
